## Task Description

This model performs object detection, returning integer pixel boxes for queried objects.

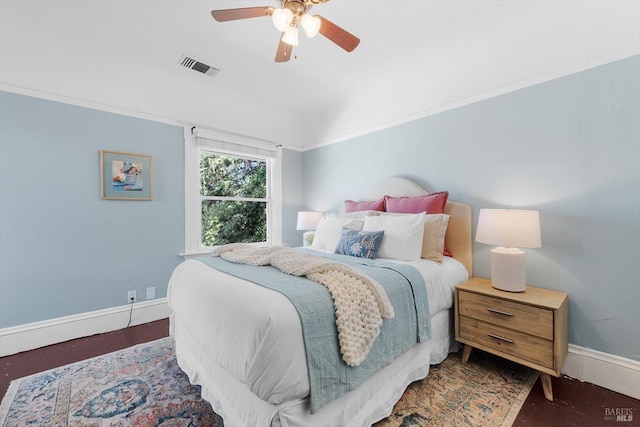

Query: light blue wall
[281,148,304,247]
[302,56,640,361]
[0,91,306,329]
[0,92,185,328]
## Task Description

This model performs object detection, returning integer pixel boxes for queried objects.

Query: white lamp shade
[475,209,541,248]
[300,14,321,38]
[296,211,323,231]
[282,26,299,46]
[272,8,293,32]
[476,208,541,292]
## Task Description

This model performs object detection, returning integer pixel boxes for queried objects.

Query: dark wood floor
[1,319,637,426]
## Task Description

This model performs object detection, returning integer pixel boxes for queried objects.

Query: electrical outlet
[127,290,137,303]
[146,286,156,300]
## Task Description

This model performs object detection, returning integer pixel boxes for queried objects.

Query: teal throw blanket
[195,248,430,413]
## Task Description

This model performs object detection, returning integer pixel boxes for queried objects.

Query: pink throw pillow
[384,192,449,214]
[344,198,385,213]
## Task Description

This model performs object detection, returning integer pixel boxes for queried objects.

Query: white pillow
[329,210,380,219]
[311,217,364,251]
[362,213,426,261]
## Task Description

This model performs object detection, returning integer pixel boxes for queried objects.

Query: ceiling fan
[211,0,360,62]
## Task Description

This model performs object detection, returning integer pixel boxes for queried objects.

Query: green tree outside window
[200,153,268,246]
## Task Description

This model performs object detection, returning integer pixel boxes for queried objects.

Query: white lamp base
[490,247,527,292]
[302,231,315,247]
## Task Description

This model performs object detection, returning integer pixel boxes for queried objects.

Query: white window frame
[184,126,282,255]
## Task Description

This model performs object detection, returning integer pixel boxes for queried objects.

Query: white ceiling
[1,0,638,150]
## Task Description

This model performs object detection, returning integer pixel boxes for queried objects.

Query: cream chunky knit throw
[211,244,394,367]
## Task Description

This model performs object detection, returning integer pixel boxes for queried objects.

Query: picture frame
[100,150,153,200]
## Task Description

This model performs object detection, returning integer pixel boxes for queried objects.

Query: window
[200,152,268,246]
[184,127,282,254]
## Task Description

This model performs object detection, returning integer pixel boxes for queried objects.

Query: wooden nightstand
[455,277,568,401]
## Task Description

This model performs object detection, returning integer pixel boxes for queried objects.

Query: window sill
[178,251,211,259]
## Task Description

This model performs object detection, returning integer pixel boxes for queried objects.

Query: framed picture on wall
[100,150,153,200]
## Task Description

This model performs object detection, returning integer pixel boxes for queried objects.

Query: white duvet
[167,253,468,408]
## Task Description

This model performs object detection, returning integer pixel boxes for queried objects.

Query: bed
[168,176,472,427]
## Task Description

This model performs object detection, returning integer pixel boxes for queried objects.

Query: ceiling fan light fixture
[272,8,293,32]
[300,13,321,38]
[209,2,360,62]
[282,26,299,46]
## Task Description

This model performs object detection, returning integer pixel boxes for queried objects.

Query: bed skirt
[171,309,456,427]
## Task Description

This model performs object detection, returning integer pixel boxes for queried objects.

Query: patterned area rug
[374,351,538,427]
[0,337,536,426]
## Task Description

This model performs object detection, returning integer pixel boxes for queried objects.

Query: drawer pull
[488,333,514,343]
[487,308,514,317]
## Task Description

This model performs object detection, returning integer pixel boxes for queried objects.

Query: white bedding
[167,253,468,426]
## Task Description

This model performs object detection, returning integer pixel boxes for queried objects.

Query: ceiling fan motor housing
[281,0,309,17]
[279,0,329,16]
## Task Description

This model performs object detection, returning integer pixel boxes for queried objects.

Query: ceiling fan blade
[317,15,360,52]
[211,6,273,22]
[275,36,292,62]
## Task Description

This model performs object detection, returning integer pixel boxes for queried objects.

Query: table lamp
[296,211,323,247]
[475,209,541,292]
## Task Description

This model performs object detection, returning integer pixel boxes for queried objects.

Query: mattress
[168,252,468,426]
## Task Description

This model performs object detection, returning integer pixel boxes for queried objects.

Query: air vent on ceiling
[179,55,220,77]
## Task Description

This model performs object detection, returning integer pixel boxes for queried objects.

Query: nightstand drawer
[459,316,554,369]
[458,291,554,340]
[455,278,569,401]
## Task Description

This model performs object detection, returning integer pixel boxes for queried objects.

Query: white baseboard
[0,298,170,357]
[2,305,638,400]
[563,344,640,399]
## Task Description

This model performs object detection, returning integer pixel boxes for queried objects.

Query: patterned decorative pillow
[334,228,385,259]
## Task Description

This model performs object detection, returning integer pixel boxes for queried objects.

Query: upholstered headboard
[359,176,472,277]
